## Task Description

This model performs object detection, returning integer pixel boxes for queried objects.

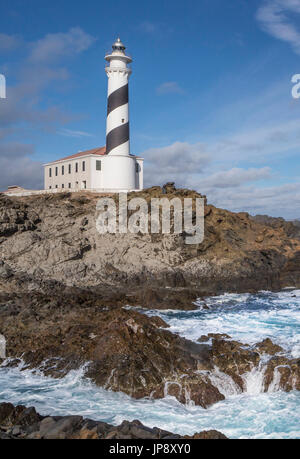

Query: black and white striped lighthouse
[102,38,143,191]
[105,38,132,156]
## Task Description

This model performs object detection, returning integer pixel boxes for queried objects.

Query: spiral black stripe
[107,84,128,116]
[106,122,129,154]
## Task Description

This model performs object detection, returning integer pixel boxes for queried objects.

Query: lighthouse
[43,38,143,193]
[105,38,131,156]
[102,38,142,190]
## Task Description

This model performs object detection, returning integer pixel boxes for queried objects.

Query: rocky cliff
[0,184,300,306]
[0,185,299,410]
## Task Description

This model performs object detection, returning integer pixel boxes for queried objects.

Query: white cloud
[144,141,210,187]
[144,140,272,190]
[156,81,185,95]
[138,21,158,35]
[0,28,96,191]
[142,138,299,218]
[0,143,43,191]
[208,182,300,219]
[210,119,300,164]
[0,157,43,191]
[136,21,172,37]
[29,27,96,63]
[58,128,94,138]
[257,0,300,55]
[0,33,20,51]
[199,167,272,189]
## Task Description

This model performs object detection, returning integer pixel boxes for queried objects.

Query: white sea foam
[143,289,300,358]
[242,362,267,395]
[0,364,299,439]
[207,367,242,397]
[1,290,300,439]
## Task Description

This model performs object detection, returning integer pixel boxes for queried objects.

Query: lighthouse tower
[103,38,141,190]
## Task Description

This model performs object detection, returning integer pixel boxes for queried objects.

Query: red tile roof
[46,146,141,164]
[57,146,106,162]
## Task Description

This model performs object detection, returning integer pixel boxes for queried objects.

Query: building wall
[136,158,143,190]
[44,156,93,191]
[90,156,103,189]
[44,154,144,191]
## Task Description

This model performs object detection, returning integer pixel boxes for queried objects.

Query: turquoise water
[0,289,299,439]
[142,289,300,358]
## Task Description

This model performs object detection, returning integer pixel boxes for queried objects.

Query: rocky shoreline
[0,184,300,301]
[0,403,227,439]
[0,185,300,437]
[1,285,299,406]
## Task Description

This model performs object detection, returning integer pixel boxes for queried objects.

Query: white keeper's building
[43,38,144,193]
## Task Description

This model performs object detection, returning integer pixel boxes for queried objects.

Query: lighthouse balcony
[105,66,132,76]
[105,52,132,63]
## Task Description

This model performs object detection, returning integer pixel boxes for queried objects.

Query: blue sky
[0,0,300,218]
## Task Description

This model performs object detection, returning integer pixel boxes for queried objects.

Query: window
[62,165,64,175]
[55,185,58,188]
[49,186,52,189]
[136,163,139,173]
[55,167,58,176]
[96,160,101,171]
[68,164,71,174]
[49,168,52,178]
[62,184,64,188]
[82,161,85,172]
[75,162,78,173]
[68,183,71,188]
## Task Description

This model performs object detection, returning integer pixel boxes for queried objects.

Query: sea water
[0,289,299,439]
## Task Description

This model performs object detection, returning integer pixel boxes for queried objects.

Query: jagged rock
[263,356,300,392]
[162,182,176,194]
[149,316,170,328]
[251,215,300,240]
[198,333,232,342]
[185,430,228,439]
[0,403,227,439]
[0,261,12,279]
[255,338,283,355]
[0,290,223,406]
[0,403,42,427]
[39,416,83,439]
[0,189,299,301]
[0,189,299,413]
[211,338,260,376]
[1,286,299,405]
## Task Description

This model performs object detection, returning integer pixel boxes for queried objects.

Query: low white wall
[3,188,142,197]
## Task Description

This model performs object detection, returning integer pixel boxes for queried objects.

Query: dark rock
[0,189,300,412]
[0,189,300,302]
[0,403,228,439]
[149,316,170,328]
[162,182,176,194]
[198,333,232,342]
[0,402,15,424]
[39,415,83,439]
[186,430,228,439]
[0,261,12,279]
[255,338,283,355]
